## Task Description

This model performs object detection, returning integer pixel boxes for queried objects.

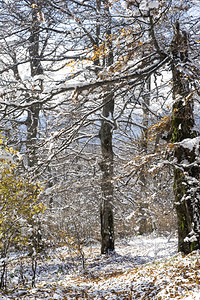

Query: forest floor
[1,233,200,299]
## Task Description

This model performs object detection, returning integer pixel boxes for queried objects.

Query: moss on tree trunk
[171,22,200,254]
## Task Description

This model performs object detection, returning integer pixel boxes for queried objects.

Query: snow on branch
[175,136,200,155]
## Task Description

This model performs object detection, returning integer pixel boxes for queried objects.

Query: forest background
[0,0,200,292]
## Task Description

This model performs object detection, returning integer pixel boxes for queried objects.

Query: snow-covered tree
[0,0,199,256]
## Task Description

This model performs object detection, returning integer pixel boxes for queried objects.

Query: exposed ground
[1,234,200,299]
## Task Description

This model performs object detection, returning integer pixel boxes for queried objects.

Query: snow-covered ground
[1,234,200,299]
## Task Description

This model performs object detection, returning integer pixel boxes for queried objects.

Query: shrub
[0,135,45,288]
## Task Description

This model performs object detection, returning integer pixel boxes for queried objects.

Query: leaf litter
[0,233,200,299]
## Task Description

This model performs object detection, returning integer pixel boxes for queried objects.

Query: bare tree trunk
[26,0,43,168]
[26,1,44,256]
[171,22,200,253]
[99,0,115,254]
[137,78,153,235]
[99,92,115,254]
[94,0,101,73]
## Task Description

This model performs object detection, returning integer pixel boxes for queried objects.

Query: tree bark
[171,22,200,253]
[99,91,115,254]
[138,78,153,235]
[99,0,115,254]
[26,1,43,168]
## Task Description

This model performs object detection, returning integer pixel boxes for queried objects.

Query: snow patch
[176,136,200,155]
[139,0,159,11]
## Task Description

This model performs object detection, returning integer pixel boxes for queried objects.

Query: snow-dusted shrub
[0,135,45,288]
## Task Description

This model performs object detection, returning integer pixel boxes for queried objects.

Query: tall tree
[171,22,200,253]
[99,0,115,254]
[26,0,44,167]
